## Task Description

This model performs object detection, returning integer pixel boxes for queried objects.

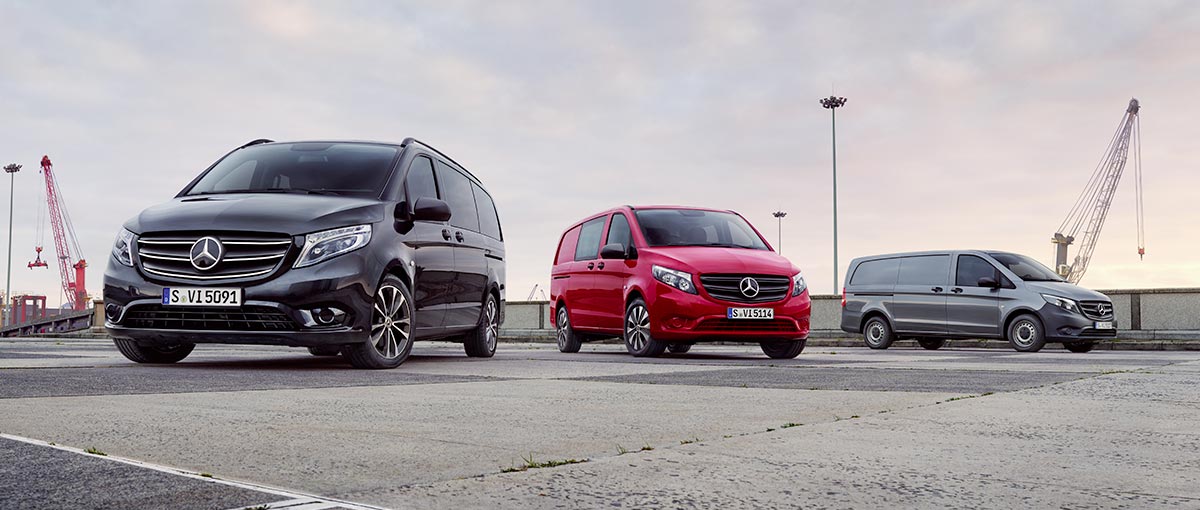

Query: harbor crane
[1052,98,1145,284]
[28,156,88,310]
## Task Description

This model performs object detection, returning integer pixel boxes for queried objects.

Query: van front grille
[137,232,293,281]
[1079,301,1114,321]
[699,274,790,304]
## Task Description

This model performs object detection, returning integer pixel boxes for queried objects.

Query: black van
[104,139,505,369]
[840,250,1115,353]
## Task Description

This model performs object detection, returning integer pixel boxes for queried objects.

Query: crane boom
[38,156,88,310]
[1052,98,1145,284]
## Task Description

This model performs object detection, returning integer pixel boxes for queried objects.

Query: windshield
[185,142,399,198]
[987,252,1064,282]
[634,209,769,250]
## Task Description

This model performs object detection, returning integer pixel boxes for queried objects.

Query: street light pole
[772,211,787,255]
[3,163,21,327]
[820,95,847,293]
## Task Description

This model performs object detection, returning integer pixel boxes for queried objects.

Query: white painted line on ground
[0,433,387,510]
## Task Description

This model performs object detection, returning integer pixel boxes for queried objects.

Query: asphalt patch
[0,359,506,398]
[0,437,280,510]
[573,366,1086,393]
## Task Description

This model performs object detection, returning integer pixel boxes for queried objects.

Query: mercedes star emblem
[739,277,760,298]
[190,236,224,271]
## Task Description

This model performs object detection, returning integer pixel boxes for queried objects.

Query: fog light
[302,306,347,327]
[105,304,123,321]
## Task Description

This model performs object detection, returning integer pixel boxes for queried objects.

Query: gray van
[840,251,1115,353]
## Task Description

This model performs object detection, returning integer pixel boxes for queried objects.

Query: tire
[555,305,583,353]
[464,293,500,358]
[113,338,195,364]
[761,339,807,359]
[1007,314,1046,353]
[667,343,692,354]
[307,346,341,356]
[917,338,946,350]
[345,276,416,369]
[623,298,666,357]
[1065,341,1095,353]
[862,316,895,349]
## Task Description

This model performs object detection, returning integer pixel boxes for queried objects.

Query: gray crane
[1052,98,1146,284]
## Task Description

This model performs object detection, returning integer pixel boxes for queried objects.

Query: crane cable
[1058,112,1126,238]
[1134,114,1145,258]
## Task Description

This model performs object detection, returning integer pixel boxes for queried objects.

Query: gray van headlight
[112,228,135,267]
[1041,293,1080,314]
[792,272,807,296]
[295,224,372,268]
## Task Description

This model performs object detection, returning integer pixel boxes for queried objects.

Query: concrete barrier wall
[501,288,1200,341]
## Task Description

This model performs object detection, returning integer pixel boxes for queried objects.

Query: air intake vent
[123,305,296,331]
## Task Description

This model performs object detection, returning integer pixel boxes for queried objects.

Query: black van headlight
[295,224,372,268]
[1041,293,1080,314]
[111,228,135,267]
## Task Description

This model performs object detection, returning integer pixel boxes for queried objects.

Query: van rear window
[555,226,581,265]
[850,259,900,286]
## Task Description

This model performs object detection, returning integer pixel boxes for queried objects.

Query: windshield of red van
[634,209,769,250]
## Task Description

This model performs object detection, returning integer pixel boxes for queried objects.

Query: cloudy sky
[2,0,1198,307]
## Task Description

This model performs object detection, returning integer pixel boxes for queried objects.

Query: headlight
[792,272,807,296]
[1041,294,1079,314]
[295,224,372,268]
[112,228,135,267]
[652,265,697,294]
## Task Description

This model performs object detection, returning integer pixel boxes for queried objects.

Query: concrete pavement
[1,337,1197,509]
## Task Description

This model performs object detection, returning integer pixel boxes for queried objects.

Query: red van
[550,206,811,358]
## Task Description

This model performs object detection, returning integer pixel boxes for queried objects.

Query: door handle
[455,231,465,243]
[441,229,452,241]
[931,287,943,293]
[597,262,605,270]
[587,263,595,270]
[951,287,963,293]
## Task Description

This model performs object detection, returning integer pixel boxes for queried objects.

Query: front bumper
[646,285,811,342]
[1038,303,1118,342]
[103,252,376,347]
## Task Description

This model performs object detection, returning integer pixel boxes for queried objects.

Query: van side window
[405,156,438,202]
[556,226,581,265]
[605,214,632,249]
[472,182,502,240]
[897,255,950,285]
[574,217,607,261]
[434,161,479,232]
[956,255,998,287]
[850,258,900,286]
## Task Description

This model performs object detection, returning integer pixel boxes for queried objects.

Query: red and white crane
[27,156,88,310]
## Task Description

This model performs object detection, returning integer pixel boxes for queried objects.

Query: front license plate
[727,308,774,320]
[162,288,242,307]
[1094,321,1115,330]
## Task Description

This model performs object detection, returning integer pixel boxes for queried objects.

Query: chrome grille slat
[136,232,292,281]
[1079,301,1115,321]
[699,274,791,304]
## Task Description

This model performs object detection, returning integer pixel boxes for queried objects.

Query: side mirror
[599,243,628,260]
[412,197,452,222]
[977,276,999,289]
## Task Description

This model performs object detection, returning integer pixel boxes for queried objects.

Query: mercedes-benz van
[840,250,1115,352]
[104,138,505,369]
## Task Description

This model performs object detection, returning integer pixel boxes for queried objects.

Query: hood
[642,246,799,276]
[125,193,386,235]
[1023,281,1110,302]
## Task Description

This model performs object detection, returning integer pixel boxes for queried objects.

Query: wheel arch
[1002,307,1043,336]
[859,308,894,332]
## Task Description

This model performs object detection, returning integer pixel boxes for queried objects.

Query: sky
[1,0,1198,308]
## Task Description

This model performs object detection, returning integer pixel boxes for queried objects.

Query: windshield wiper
[680,243,754,249]
[189,188,339,197]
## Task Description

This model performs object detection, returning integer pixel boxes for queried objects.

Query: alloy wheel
[371,284,412,359]
[484,298,499,352]
[557,309,570,350]
[625,304,650,352]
